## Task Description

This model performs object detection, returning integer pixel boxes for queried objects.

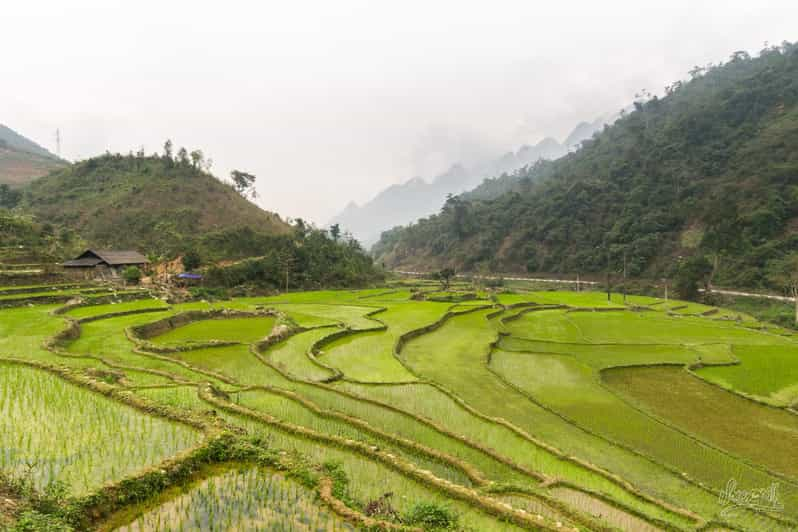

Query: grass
[604,365,798,481]
[0,363,200,495]
[149,316,277,345]
[716,294,797,330]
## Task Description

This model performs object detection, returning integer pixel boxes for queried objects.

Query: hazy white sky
[3,1,797,223]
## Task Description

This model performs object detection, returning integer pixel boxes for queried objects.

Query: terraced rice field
[0,363,200,494]
[111,467,353,531]
[1,282,797,531]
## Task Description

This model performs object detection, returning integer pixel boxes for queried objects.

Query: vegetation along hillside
[374,42,798,292]
[330,113,617,246]
[15,145,291,259]
[0,124,67,188]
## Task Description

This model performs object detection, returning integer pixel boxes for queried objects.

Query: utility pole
[606,244,612,303]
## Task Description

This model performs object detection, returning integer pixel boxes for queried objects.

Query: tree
[276,249,297,292]
[189,150,204,169]
[122,266,142,285]
[163,139,173,160]
[293,218,308,239]
[177,147,189,166]
[330,223,341,242]
[0,184,21,209]
[182,250,202,271]
[766,253,798,325]
[231,170,257,197]
[434,268,455,291]
[674,255,713,301]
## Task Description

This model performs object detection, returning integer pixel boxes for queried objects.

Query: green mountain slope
[0,124,67,187]
[374,42,798,290]
[19,152,291,258]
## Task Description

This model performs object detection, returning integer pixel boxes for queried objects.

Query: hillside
[19,152,291,259]
[329,116,616,246]
[0,124,67,187]
[374,42,798,290]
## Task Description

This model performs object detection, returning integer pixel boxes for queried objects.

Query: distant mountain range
[371,42,798,291]
[0,124,66,187]
[328,113,619,246]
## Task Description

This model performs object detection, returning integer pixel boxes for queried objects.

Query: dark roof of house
[63,257,103,267]
[91,250,148,265]
[63,249,148,268]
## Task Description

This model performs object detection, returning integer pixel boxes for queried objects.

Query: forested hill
[16,151,291,259]
[374,42,798,290]
[0,124,67,187]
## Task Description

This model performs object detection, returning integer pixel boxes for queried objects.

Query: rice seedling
[697,344,798,406]
[114,467,354,531]
[321,301,451,382]
[65,298,170,320]
[397,309,766,527]
[236,388,472,486]
[149,316,277,345]
[266,328,339,382]
[4,284,796,531]
[0,363,200,495]
[266,303,382,330]
[0,304,67,359]
[67,313,226,385]
[604,365,798,482]
[208,412,528,531]
[490,350,797,510]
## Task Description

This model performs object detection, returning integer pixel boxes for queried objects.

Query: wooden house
[63,249,148,279]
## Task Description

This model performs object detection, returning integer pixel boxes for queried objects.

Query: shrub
[404,502,458,530]
[673,255,712,301]
[182,250,202,271]
[11,511,73,532]
[122,266,141,285]
[188,286,228,301]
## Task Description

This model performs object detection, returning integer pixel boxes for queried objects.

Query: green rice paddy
[148,316,277,345]
[0,363,200,494]
[113,467,354,531]
[2,283,797,531]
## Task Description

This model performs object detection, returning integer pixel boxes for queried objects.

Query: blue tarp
[177,273,203,280]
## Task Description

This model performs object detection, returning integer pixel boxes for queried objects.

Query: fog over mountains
[329,112,619,246]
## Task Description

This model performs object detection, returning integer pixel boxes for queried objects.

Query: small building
[63,249,148,280]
